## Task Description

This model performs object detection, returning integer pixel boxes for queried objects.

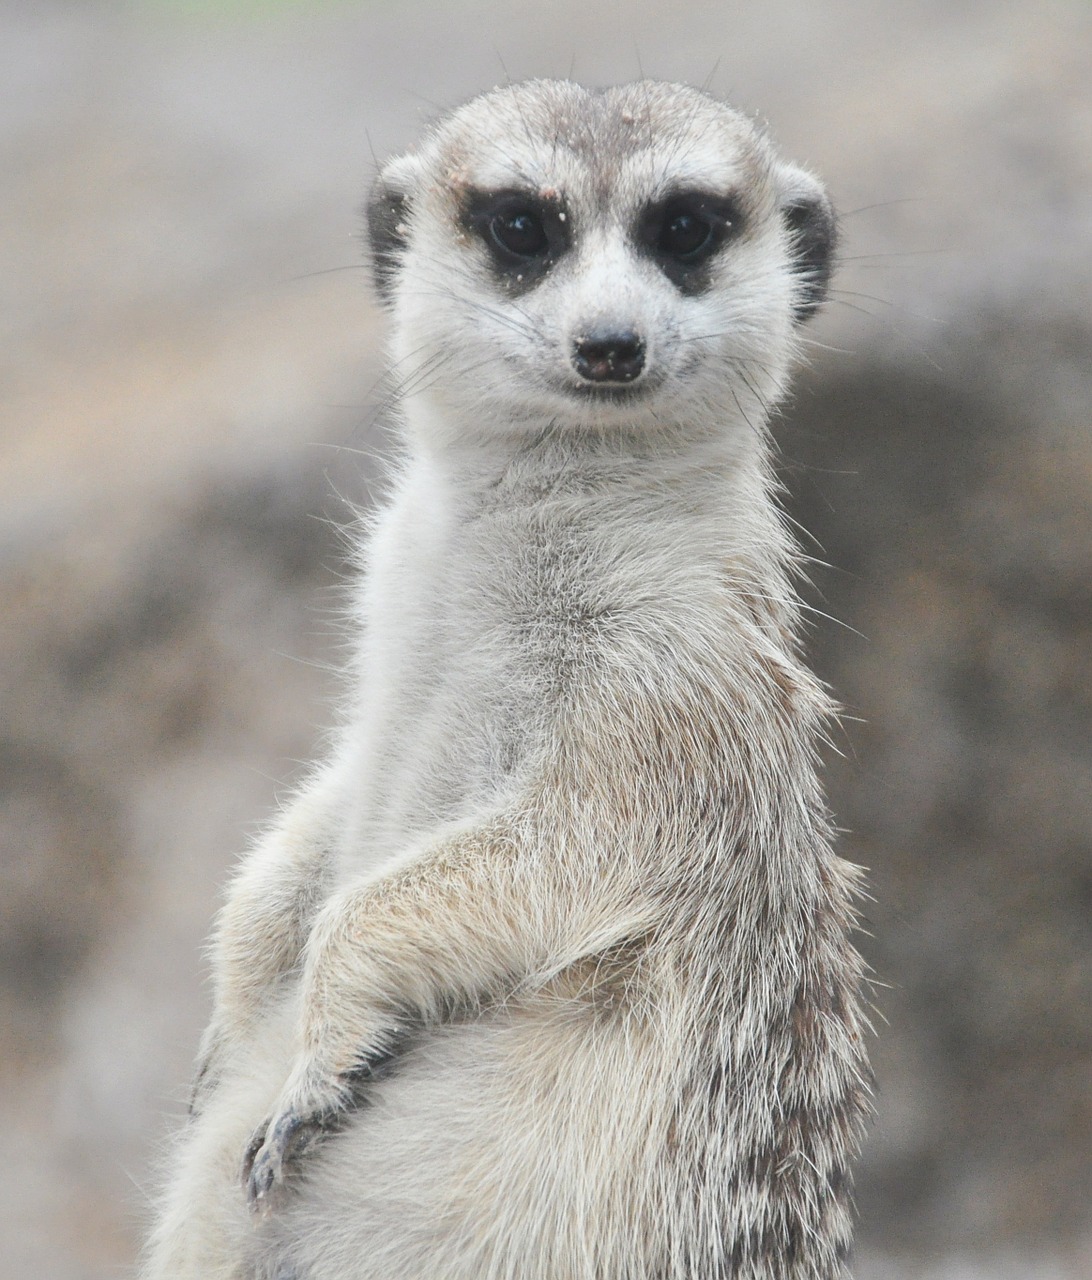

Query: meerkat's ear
[366,151,425,304]
[774,163,838,324]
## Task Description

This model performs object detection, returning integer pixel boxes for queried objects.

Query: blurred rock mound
[785,318,1092,1256]
[2,1,1089,1276]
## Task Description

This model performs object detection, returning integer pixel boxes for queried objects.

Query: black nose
[572,330,646,384]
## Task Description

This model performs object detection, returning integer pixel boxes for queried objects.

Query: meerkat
[143,79,870,1280]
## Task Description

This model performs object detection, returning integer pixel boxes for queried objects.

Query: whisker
[838,197,926,219]
[838,249,945,263]
[286,264,370,283]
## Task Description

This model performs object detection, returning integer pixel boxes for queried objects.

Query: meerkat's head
[367,80,835,444]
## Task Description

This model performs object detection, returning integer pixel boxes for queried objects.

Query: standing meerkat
[144,79,870,1280]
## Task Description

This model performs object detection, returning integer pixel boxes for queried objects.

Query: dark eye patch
[462,189,571,292]
[637,191,744,294]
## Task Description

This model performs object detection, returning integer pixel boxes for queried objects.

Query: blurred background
[2,0,1090,1275]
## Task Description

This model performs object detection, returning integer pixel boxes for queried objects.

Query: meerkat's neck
[399,394,793,576]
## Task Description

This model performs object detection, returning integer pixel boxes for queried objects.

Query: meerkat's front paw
[243,1102,334,1210]
[242,1042,402,1212]
[242,1060,346,1212]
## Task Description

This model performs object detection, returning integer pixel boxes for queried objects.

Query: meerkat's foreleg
[191,764,344,1112]
[243,808,653,1209]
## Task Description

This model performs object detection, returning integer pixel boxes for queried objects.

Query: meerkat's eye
[489,207,549,260]
[462,188,571,291]
[639,192,744,291]
[658,208,715,261]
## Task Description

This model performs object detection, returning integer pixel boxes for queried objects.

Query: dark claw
[246,1141,278,1210]
[244,1108,340,1211]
